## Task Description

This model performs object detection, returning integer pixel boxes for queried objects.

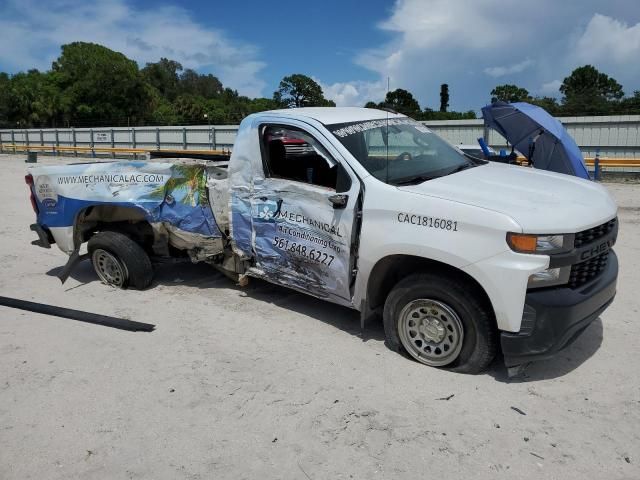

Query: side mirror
[335,164,352,193]
[328,194,348,209]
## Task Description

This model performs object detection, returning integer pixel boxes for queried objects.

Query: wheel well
[366,255,494,316]
[75,205,156,252]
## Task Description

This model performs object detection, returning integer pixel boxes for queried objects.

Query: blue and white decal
[31,161,222,238]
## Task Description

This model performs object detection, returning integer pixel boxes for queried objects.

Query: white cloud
[318,1,640,111]
[575,14,640,64]
[3,0,639,109]
[0,0,266,97]
[350,0,559,110]
[356,0,541,77]
[539,79,562,96]
[484,59,534,78]
[317,79,387,107]
[376,0,515,51]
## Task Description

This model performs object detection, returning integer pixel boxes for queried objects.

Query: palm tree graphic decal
[150,165,207,207]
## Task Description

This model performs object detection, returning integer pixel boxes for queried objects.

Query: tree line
[0,42,638,129]
[364,83,476,120]
[490,65,640,116]
[0,42,284,128]
[0,43,342,128]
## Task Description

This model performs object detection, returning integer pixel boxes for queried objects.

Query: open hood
[482,102,590,179]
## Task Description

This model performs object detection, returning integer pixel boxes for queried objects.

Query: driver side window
[261,125,338,190]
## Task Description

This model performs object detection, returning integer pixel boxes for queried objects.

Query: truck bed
[28,158,230,261]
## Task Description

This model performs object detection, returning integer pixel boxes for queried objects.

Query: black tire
[88,231,153,290]
[383,273,497,374]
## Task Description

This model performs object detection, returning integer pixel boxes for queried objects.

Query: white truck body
[26,108,619,372]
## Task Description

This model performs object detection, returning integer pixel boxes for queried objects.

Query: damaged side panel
[228,117,358,306]
[228,119,259,259]
[30,161,224,258]
[248,182,353,303]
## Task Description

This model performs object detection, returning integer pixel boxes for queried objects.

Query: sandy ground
[1,153,639,480]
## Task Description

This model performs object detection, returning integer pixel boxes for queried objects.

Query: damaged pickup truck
[26,107,618,373]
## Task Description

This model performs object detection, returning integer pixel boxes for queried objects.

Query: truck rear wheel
[88,231,153,290]
[383,273,497,373]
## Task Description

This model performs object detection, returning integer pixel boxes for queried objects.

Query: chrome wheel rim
[397,299,464,366]
[92,249,126,287]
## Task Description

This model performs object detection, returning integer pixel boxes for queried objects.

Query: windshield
[327,117,480,185]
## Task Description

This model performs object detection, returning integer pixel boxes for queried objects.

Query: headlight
[507,233,572,254]
[528,266,571,288]
[535,235,564,252]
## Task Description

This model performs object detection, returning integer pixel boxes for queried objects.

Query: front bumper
[501,250,618,367]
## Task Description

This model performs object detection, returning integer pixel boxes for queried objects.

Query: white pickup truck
[26,107,618,373]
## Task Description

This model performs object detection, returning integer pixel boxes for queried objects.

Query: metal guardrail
[2,116,640,160]
[0,125,238,158]
[0,143,230,158]
[510,156,640,168]
[1,144,149,154]
[2,119,640,177]
[424,114,640,159]
[3,143,639,172]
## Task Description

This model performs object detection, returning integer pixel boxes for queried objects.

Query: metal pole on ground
[594,149,600,181]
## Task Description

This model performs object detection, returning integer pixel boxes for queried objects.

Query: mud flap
[30,223,52,248]
[506,363,530,378]
[360,298,373,330]
[57,249,90,284]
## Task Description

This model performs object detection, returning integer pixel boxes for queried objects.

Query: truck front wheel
[88,231,153,290]
[383,273,497,373]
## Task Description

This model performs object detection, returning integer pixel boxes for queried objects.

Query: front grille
[574,218,617,248]
[568,251,609,289]
[568,218,616,289]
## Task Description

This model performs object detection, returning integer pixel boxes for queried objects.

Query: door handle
[328,194,348,209]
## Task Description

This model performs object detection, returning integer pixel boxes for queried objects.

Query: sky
[1,0,640,112]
